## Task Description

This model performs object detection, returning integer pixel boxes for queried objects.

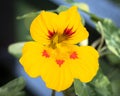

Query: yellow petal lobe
[30,11,58,45]
[69,46,99,82]
[59,6,89,44]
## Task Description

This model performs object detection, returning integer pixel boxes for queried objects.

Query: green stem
[100,46,107,53]
[97,22,105,52]
[91,38,101,48]
[51,90,56,96]
[100,50,112,57]
[98,35,104,52]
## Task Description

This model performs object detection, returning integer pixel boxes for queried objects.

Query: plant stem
[97,22,105,52]
[91,38,101,48]
[51,90,56,96]
[100,50,112,57]
[98,35,104,52]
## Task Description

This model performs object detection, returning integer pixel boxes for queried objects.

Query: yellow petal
[41,58,73,91]
[30,11,58,45]
[20,42,73,91]
[69,46,99,82]
[59,6,89,44]
[19,41,47,77]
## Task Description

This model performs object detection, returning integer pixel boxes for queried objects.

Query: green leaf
[16,11,40,31]
[111,80,120,96]
[99,58,120,96]
[0,77,26,96]
[8,42,25,58]
[63,85,76,96]
[1,77,25,90]
[73,2,90,12]
[16,11,40,20]
[55,5,68,13]
[23,12,40,31]
[80,10,104,23]
[64,0,74,3]
[74,79,89,96]
[91,71,113,96]
[96,19,120,58]
[106,53,120,65]
[83,10,120,58]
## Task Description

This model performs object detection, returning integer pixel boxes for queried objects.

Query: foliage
[0,77,26,96]
[96,19,120,58]
[8,42,25,58]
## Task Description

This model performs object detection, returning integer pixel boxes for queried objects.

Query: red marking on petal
[42,50,50,58]
[48,30,55,39]
[56,59,64,67]
[64,28,75,36]
[70,52,78,59]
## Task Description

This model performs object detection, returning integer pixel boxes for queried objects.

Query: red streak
[42,50,50,58]
[48,31,55,39]
[56,59,64,67]
[70,52,78,59]
[64,28,75,36]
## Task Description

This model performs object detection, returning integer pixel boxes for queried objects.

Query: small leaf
[96,19,120,58]
[63,85,76,96]
[91,71,113,96]
[55,5,68,13]
[81,10,104,23]
[0,77,26,96]
[74,79,89,96]
[73,2,90,12]
[107,53,120,65]
[8,42,25,58]
[16,11,40,20]
[1,77,25,90]
[16,11,40,31]
[111,80,120,96]
[24,12,40,30]
[100,58,120,96]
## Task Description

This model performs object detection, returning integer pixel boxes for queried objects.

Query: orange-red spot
[56,59,64,67]
[70,52,78,59]
[64,28,75,36]
[42,50,50,58]
[48,30,55,39]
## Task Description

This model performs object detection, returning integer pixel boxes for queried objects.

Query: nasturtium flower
[19,6,99,91]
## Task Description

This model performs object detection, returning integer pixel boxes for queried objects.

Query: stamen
[56,59,64,67]
[48,30,55,39]
[42,50,50,58]
[64,28,75,36]
[70,51,78,59]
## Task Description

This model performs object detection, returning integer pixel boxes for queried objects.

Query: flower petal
[41,58,73,91]
[59,6,89,44]
[19,42,73,91]
[19,41,46,77]
[69,46,99,82]
[30,11,58,45]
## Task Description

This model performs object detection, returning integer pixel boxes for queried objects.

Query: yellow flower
[19,6,99,91]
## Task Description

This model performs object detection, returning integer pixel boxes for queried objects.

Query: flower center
[48,27,75,48]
